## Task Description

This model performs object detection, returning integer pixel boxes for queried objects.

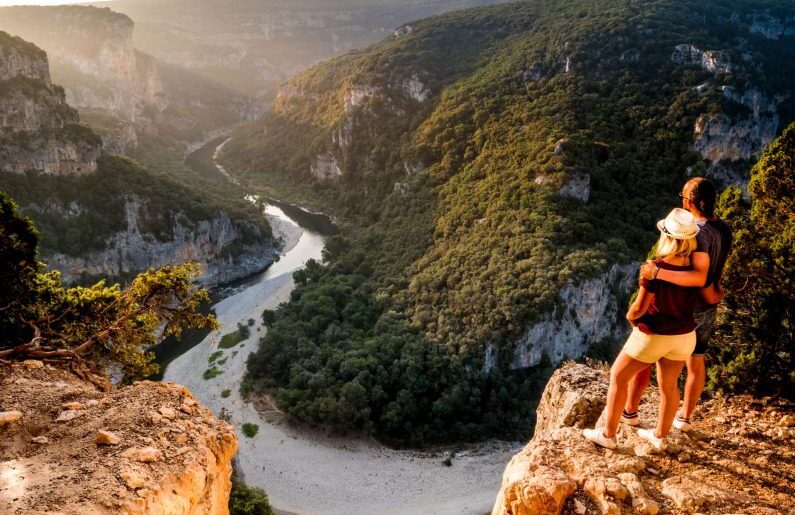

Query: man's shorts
[623,327,696,363]
[693,306,718,355]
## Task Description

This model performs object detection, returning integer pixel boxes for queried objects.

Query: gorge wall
[43,198,280,285]
[0,31,101,176]
[0,32,279,285]
[0,5,250,153]
[0,361,237,514]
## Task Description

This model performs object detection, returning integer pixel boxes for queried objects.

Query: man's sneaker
[582,428,617,450]
[620,409,640,426]
[637,428,667,451]
[672,415,692,432]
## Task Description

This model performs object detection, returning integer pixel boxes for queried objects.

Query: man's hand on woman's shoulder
[640,260,656,280]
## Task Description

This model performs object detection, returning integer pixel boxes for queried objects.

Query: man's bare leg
[678,354,706,419]
[624,364,652,414]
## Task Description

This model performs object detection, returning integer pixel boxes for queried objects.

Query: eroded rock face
[693,86,779,185]
[0,31,101,176]
[491,363,791,515]
[671,44,733,74]
[43,198,279,285]
[310,151,343,181]
[0,362,237,515]
[510,263,635,369]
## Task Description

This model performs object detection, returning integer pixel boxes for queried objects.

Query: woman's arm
[699,282,723,305]
[640,252,710,287]
[626,286,654,326]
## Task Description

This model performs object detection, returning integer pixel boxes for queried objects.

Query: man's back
[695,218,732,308]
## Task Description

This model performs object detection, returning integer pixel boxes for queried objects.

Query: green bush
[203,366,223,380]
[229,481,274,515]
[221,389,231,398]
[241,423,259,438]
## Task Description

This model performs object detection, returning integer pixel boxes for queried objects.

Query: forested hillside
[222,0,795,444]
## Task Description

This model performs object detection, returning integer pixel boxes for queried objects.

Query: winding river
[159,138,517,515]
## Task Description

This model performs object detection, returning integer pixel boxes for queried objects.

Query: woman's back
[637,259,699,335]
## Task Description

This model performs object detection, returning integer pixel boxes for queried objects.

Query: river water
[159,137,516,515]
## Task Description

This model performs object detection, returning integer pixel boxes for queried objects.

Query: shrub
[241,423,259,438]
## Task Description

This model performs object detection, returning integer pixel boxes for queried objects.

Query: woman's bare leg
[655,357,687,438]
[604,352,652,438]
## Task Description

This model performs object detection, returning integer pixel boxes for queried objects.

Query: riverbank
[162,210,519,515]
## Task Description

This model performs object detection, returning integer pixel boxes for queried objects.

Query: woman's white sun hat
[657,208,699,240]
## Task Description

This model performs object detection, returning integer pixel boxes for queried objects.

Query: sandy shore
[163,213,517,515]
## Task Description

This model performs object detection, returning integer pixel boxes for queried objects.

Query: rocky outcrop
[510,264,635,369]
[0,7,164,128]
[693,86,779,185]
[0,31,101,175]
[671,44,733,74]
[310,152,343,181]
[0,362,237,514]
[43,198,279,285]
[492,363,795,514]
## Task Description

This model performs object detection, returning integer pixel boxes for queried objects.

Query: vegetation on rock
[0,191,217,378]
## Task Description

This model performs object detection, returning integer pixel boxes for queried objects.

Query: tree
[0,191,41,346]
[0,190,218,379]
[229,481,274,515]
[709,123,795,397]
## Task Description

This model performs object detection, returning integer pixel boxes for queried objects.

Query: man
[621,177,732,430]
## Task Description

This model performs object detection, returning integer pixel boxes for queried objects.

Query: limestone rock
[494,465,575,515]
[778,414,794,427]
[0,361,237,515]
[617,473,659,515]
[533,364,607,434]
[584,476,621,515]
[22,360,44,369]
[0,410,23,425]
[55,410,83,422]
[510,263,635,370]
[62,401,84,410]
[159,406,177,420]
[96,430,121,445]
[120,469,148,489]
[122,446,162,463]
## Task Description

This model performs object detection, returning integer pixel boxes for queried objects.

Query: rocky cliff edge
[492,363,795,515]
[0,361,237,514]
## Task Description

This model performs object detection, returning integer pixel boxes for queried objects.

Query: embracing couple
[583,177,732,450]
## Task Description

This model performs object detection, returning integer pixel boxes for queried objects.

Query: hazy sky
[0,1,105,5]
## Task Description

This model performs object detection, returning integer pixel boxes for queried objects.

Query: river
[160,137,517,515]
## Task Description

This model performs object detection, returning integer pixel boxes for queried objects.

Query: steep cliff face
[0,361,237,514]
[0,5,248,153]
[0,7,162,123]
[492,363,795,514]
[44,198,280,285]
[0,31,101,175]
[508,264,635,370]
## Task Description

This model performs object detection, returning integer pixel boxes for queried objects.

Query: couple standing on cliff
[583,177,732,450]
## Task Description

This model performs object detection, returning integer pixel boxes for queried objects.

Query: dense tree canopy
[227,0,795,443]
[710,123,794,397]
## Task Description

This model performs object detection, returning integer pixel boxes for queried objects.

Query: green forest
[221,0,795,444]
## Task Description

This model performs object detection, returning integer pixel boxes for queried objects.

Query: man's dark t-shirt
[695,218,732,310]
[638,261,700,335]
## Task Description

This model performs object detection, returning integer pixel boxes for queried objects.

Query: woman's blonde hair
[655,233,697,259]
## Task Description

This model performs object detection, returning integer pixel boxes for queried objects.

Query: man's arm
[639,252,709,287]
[626,286,654,326]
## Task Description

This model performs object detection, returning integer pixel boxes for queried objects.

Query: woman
[583,208,701,450]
